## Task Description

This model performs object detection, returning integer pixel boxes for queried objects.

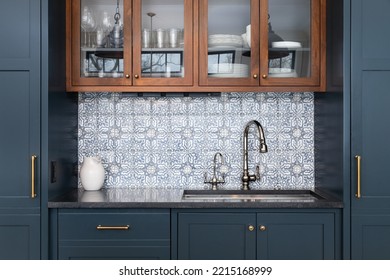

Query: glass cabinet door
[199,0,260,86]
[71,0,132,86]
[132,0,193,86]
[259,0,324,86]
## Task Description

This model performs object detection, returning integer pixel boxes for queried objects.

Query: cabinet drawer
[58,209,170,240]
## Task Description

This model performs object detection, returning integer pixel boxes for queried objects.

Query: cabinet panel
[177,212,256,260]
[0,71,40,207]
[68,0,132,87]
[351,71,390,209]
[0,0,40,69]
[257,213,335,260]
[199,0,260,86]
[259,0,326,87]
[132,0,194,86]
[59,209,170,240]
[59,243,170,260]
[352,0,390,68]
[57,209,170,260]
[0,214,40,260]
[351,215,390,260]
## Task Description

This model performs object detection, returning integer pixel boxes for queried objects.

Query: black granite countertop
[48,187,343,209]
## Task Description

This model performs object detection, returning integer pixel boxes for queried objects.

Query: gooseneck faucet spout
[242,120,268,190]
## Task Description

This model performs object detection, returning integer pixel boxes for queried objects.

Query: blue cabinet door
[0,0,41,207]
[0,213,40,260]
[0,0,41,259]
[177,212,256,260]
[350,0,390,259]
[257,213,335,260]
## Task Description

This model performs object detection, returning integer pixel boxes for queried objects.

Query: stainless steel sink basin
[182,190,324,202]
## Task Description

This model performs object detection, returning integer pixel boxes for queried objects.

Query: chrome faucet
[204,152,226,190]
[242,120,268,190]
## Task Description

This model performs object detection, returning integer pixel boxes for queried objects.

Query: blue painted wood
[59,245,170,260]
[257,213,335,260]
[177,212,256,260]
[0,0,41,259]
[0,214,40,259]
[352,214,390,259]
[56,209,171,260]
[175,209,339,260]
[350,0,390,259]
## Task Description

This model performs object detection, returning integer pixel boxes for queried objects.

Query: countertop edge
[48,187,344,209]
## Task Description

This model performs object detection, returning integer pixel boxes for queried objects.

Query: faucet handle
[204,172,209,183]
[255,165,260,180]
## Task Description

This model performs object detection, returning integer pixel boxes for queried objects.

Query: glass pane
[268,0,311,78]
[80,0,124,78]
[208,0,251,79]
[141,0,185,78]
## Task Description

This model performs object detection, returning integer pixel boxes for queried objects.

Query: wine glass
[101,11,113,47]
[81,6,90,47]
[86,10,97,47]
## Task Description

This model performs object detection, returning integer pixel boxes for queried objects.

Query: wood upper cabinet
[258,0,326,88]
[132,0,194,87]
[199,0,326,90]
[67,0,132,89]
[66,0,326,92]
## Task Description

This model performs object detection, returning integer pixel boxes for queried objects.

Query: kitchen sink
[182,189,324,202]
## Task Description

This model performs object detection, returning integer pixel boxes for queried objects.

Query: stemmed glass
[81,6,96,47]
[101,11,113,48]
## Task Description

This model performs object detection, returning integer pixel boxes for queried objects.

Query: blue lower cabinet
[174,210,338,260]
[177,213,257,260]
[55,209,170,260]
[0,214,40,260]
[257,213,335,260]
[351,214,390,260]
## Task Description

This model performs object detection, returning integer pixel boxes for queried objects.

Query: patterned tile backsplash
[78,92,314,190]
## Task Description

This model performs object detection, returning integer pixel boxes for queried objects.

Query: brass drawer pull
[96,225,130,230]
[31,155,37,198]
[248,225,255,232]
[355,155,361,199]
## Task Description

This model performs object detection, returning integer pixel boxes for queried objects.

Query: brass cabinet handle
[125,74,130,79]
[355,155,361,199]
[134,74,139,79]
[96,225,130,230]
[248,225,255,232]
[253,74,258,79]
[259,225,266,231]
[31,155,37,198]
[262,74,268,79]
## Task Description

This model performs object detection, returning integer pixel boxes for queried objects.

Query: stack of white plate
[268,68,298,78]
[271,41,302,49]
[209,63,249,78]
[208,34,243,48]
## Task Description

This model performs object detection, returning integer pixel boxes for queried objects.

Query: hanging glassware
[108,0,124,48]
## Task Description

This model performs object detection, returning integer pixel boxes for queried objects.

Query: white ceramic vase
[80,156,105,191]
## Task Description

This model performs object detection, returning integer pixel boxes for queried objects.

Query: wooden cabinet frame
[66,0,326,92]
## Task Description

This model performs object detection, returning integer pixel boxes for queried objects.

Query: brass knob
[259,225,266,231]
[125,74,130,79]
[248,225,255,232]
[134,74,139,79]
[253,74,258,79]
[262,74,268,79]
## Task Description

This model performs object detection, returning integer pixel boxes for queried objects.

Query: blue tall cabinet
[349,0,390,259]
[0,0,77,259]
[0,0,42,259]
